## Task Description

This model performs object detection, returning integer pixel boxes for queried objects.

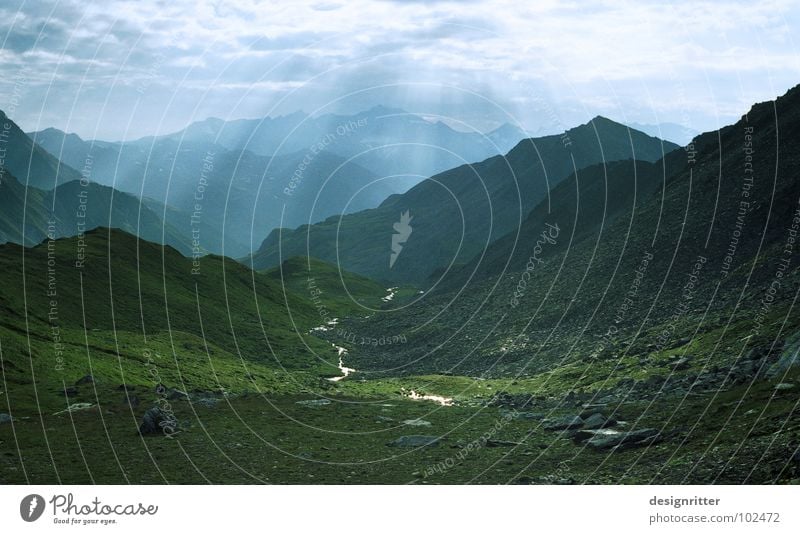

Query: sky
[0,0,799,141]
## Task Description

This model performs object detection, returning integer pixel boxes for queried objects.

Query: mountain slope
[0,110,83,189]
[0,169,193,254]
[0,229,350,403]
[249,117,679,284]
[340,85,800,381]
[28,128,392,258]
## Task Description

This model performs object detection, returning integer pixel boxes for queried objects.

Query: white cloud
[0,0,798,138]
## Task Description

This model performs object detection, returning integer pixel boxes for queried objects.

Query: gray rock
[403,418,432,427]
[139,407,179,436]
[544,415,584,431]
[387,435,441,448]
[0,413,13,424]
[775,383,795,391]
[194,397,218,408]
[767,333,800,378]
[582,412,615,429]
[501,410,544,421]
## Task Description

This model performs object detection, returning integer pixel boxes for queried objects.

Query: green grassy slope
[0,229,363,414]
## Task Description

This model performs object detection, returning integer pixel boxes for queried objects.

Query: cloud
[0,0,797,139]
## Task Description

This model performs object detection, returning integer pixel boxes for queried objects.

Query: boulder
[0,413,13,424]
[403,418,432,427]
[75,375,95,386]
[544,415,584,431]
[767,333,800,378]
[775,383,795,391]
[582,412,615,430]
[387,435,440,448]
[139,407,178,436]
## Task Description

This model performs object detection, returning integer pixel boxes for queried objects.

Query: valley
[1,87,799,485]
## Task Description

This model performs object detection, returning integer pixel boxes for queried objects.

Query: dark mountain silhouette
[28,126,394,257]
[0,110,83,189]
[0,169,192,254]
[147,105,528,190]
[248,117,679,284]
[343,84,800,378]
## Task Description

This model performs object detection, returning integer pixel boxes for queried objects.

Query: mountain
[28,126,393,258]
[436,158,666,290]
[0,169,193,254]
[0,228,367,415]
[151,105,528,190]
[340,85,800,379]
[0,110,83,189]
[626,121,699,146]
[248,117,680,284]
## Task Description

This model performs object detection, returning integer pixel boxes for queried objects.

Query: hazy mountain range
[249,116,679,283]
[26,107,527,257]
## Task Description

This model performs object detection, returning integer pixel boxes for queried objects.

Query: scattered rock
[580,403,608,413]
[139,407,178,436]
[75,375,95,386]
[775,383,795,391]
[582,412,615,430]
[487,391,535,409]
[501,409,544,421]
[0,413,13,424]
[375,415,394,423]
[295,399,331,407]
[544,415,584,431]
[403,418,432,427]
[387,435,441,448]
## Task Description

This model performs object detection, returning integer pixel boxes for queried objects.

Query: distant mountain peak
[359,104,408,117]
